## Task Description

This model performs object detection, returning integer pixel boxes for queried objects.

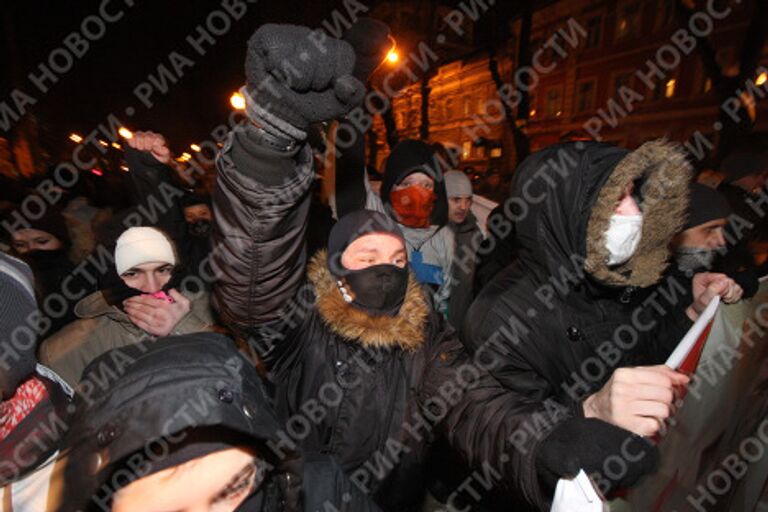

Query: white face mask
[605,214,643,266]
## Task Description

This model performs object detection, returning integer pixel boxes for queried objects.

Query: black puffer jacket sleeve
[418,315,569,510]
[211,124,315,335]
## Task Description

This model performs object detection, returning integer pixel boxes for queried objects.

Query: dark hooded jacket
[212,123,548,511]
[461,141,695,507]
[57,333,302,512]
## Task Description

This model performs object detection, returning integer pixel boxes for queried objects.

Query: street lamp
[190,144,201,152]
[118,127,133,139]
[757,72,767,86]
[230,91,246,110]
[386,49,399,64]
[69,133,83,143]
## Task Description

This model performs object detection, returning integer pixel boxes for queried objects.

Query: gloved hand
[536,417,659,495]
[343,17,392,82]
[244,24,365,139]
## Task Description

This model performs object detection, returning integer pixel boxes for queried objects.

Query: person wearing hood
[443,170,483,330]
[0,253,72,512]
[56,333,302,512]
[211,24,569,511]
[6,207,95,337]
[460,141,743,508]
[39,225,213,387]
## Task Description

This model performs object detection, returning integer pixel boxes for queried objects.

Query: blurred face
[120,262,173,293]
[393,171,434,191]
[184,204,212,224]
[448,196,472,224]
[11,228,63,254]
[614,184,641,215]
[672,219,727,249]
[340,233,407,271]
[112,447,261,512]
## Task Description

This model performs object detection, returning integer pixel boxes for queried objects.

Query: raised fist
[244,24,365,131]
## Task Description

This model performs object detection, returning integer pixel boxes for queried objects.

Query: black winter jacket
[211,124,546,511]
[58,333,302,512]
[462,141,695,507]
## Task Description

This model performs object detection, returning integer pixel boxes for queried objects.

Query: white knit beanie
[444,171,473,198]
[114,227,177,275]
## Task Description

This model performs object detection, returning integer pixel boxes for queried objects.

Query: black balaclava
[327,210,409,316]
[0,254,38,399]
[181,192,213,239]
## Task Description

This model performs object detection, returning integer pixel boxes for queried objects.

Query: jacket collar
[307,251,428,351]
[75,291,133,324]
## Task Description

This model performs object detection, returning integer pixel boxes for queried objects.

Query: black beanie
[685,182,731,230]
[22,207,71,248]
[0,253,38,399]
[327,210,404,277]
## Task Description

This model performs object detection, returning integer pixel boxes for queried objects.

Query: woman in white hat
[39,226,214,387]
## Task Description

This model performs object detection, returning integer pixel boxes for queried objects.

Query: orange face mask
[389,185,436,228]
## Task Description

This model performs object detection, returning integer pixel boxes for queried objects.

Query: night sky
[0,0,362,152]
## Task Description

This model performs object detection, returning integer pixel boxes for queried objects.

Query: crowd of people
[1,19,768,512]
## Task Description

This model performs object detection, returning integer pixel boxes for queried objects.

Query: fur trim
[584,140,691,287]
[307,251,428,351]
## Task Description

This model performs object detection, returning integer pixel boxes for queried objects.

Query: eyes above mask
[605,214,643,266]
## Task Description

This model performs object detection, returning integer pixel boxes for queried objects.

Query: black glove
[244,24,365,138]
[343,17,391,82]
[536,418,659,495]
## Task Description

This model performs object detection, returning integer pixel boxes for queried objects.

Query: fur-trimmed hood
[307,250,429,351]
[512,140,691,289]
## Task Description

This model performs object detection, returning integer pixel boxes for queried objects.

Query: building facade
[371,0,768,176]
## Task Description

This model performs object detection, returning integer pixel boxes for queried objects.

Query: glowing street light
[386,49,399,64]
[118,127,133,139]
[98,140,109,147]
[69,133,83,143]
[757,72,767,86]
[181,152,192,161]
[111,142,122,150]
[230,91,246,110]
[190,144,201,152]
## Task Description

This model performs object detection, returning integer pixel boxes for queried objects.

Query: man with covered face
[460,141,743,508]
[211,23,558,511]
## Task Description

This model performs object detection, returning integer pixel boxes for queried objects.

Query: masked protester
[212,24,564,511]
[57,333,302,512]
[39,226,213,387]
[7,208,93,337]
[672,183,729,272]
[0,254,72,512]
[460,141,743,508]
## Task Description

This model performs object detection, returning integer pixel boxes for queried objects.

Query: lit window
[665,78,676,98]
[462,141,472,160]
[615,3,641,40]
[490,147,502,158]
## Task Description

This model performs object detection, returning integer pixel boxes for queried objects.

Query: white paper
[550,470,607,512]
[664,296,719,369]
